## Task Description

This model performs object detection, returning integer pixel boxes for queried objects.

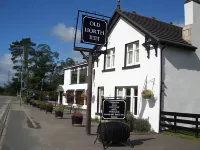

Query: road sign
[81,15,107,45]
[102,99,126,120]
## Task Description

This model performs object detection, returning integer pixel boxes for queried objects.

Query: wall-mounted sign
[102,99,126,120]
[81,15,108,45]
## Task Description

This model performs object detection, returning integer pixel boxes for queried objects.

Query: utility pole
[86,52,93,135]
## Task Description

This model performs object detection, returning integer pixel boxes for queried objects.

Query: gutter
[159,44,167,133]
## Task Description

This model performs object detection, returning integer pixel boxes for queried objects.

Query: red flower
[72,113,83,117]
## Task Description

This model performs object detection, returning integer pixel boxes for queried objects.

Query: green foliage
[55,105,65,112]
[142,89,153,99]
[40,102,47,110]
[133,118,151,132]
[4,37,79,95]
[46,103,53,109]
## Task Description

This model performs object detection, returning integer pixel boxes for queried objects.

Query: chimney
[182,25,192,43]
[183,0,200,44]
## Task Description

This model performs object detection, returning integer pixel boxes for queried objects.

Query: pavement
[1,97,200,150]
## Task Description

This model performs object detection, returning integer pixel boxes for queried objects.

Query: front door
[59,91,63,104]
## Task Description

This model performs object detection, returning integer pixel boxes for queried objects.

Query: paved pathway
[1,100,200,150]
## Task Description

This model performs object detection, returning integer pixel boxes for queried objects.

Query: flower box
[71,114,83,125]
[55,111,64,118]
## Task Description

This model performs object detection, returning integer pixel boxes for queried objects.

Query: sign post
[73,10,110,135]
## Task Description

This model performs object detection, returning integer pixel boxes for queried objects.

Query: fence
[160,111,200,138]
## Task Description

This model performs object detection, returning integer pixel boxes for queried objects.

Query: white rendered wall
[92,18,161,133]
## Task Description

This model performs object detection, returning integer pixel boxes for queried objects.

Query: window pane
[135,50,139,63]
[106,56,110,67]
[117,88,123,96]
[112,55,115,67]
[126,88,131,96]
[134,97,138,115]
[67,91,74,104]
[128,51,133,64]
[112,49,115,54]
[127,43,133,51]
[134,87,138,96]
[71,70,77,84]
[136,42,139,49]
[79,68,87,83]
[126,97,131,112]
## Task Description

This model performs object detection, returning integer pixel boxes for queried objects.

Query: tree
[9,38,36,92]
[28,44,59,91]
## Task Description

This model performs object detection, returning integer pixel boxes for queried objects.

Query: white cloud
[174,21,185,27]
[51,23,81,42]
[0,54,15,86]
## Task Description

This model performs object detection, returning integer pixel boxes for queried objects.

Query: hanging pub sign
[102,98,126,120]
[81,15,108,45]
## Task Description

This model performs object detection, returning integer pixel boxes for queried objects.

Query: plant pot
[55,111,63,118]
[71,116,83,125]
[46,107,53,113]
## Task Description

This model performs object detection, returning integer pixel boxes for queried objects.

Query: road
[0,97,45,150]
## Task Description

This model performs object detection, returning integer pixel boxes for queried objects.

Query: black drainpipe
[159,44,167,133]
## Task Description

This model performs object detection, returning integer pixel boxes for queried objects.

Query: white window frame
[126,41,139,66]
[116,86,138,116]
[106,48,115,69]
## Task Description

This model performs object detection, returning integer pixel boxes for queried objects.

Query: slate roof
[117,9,196,51]
[94,8,197,51]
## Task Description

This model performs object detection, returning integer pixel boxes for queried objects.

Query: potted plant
[71,107,83,125]
[46,103,53,113]
[40,102,46,111]
[55,105,65,118]
[142,89,153,100]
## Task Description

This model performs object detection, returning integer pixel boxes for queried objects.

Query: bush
[55,105,65,112]
[133,118,151,132]
[40,102,46,110]
[46,103,53,109]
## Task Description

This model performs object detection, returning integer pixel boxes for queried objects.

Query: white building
[57,0,200,133]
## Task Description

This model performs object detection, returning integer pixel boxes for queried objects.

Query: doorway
[59,91,63,104]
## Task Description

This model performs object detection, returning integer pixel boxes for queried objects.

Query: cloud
[173,21,185,27]
[0,54,15,86]
[51,23,81,42]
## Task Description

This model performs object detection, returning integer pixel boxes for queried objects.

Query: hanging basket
[142,89,153,100]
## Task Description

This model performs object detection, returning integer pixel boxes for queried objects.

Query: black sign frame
[102,98,126,120]
[81,15,108,46]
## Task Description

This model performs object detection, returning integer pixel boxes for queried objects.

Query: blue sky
[0,0,186,85]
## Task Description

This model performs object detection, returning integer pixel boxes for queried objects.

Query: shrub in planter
[142,89,153,100]
[30,99,34,105]
[46,103,53,113]
[133,118,151,132]
[71,107,83,125]
[40,102,46,110]
[55,105,65,118]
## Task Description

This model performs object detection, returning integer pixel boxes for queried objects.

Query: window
[66,90,74,104]
[75,91,84,105]
[126,41,139,66]
[71,70,77,84]
[79,68,87,84]
[115,86,138,115]
[97,87,104,113]
[105,48,115,69]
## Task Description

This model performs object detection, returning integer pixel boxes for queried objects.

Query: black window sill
[102,68,115,72]
[95,112,102,116]
[122,64,140,70]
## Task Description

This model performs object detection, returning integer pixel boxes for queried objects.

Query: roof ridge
[120,9,183,29]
